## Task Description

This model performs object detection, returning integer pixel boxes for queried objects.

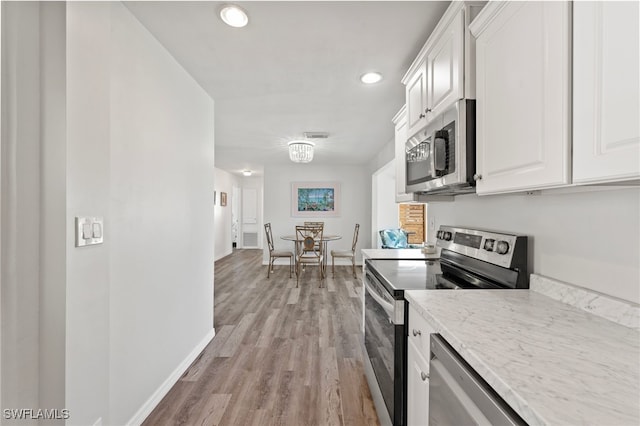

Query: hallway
[143,249,379,425]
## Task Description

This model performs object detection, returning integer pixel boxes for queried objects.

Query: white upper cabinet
[426,10,464,119]
[394,106,425,203]
[394,106,410,202]
[573,1,640,184]
[403,2,484,140]
[471,1,571,195]
[405,61,429,141]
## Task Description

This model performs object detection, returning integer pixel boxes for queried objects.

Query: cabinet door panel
[573,1,640,183]
[407,339,430,426]
[475,1,570,194]
[427,10,463,117]
[406,62,428,139]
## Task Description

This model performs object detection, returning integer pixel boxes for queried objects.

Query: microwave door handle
[429,133,437,178]
[434,130,447,173]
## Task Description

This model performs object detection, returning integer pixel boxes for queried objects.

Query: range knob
[484,239,495,251]
[437,230,443,239]
[495,241,510,255]
[443,231,453,241]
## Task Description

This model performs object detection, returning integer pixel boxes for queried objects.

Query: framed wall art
[291,182,340,217]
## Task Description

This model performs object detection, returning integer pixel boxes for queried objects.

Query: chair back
[304,221,324,227]
[302,222,324,236]
[351,223,360,252]
[295,225,323,257]
[264,223,275,252]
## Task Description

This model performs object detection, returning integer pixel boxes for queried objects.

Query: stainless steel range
[362,226,528,426]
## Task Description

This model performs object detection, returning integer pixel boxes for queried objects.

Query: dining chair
[264,223,293,278]
[294,225,325,287]
[331,223,360,278]
[303,221,324,250]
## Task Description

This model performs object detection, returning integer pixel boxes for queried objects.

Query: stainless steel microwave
[405,99,476,194]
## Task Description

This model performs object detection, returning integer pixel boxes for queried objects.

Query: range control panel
[436,225,527,269]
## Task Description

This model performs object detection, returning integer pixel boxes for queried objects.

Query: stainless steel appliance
[363,226,528,426]
[405,100,476,195]
[429,334,526,425]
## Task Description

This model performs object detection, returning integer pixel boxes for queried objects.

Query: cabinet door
[405,60,428,139]
[474,1,571,194]
[407,339,430,426]
[573,1,640,184]
[394,107,410,202]
[427,9,464,118]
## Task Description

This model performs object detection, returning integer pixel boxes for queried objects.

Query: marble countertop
[405,289,640,426]
[361,248,440,260]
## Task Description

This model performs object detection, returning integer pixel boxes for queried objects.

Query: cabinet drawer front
[408,305,437,369]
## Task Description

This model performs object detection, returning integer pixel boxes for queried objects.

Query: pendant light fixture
[288,140,315,163]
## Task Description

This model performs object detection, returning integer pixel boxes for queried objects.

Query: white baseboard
[126,328,216,426]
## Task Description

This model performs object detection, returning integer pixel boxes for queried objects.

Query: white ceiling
[125,1,450,177]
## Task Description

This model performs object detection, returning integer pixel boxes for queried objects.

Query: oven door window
[406,138,435,186]
[364,272,396,420]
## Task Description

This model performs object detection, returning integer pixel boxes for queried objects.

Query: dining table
[280,234,342,272]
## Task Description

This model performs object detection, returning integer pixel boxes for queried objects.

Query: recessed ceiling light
[219,4,249,28]
[360,72,383,84]
[242,170,252,177]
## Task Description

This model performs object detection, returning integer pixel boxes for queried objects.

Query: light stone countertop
[361,248,440,260]
[405,289,640,426]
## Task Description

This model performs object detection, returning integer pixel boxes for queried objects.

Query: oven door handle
[365,276,395,323]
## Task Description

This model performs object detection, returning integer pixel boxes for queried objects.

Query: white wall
[40,2,68,419]
[263,163,371,266]
[2,3,216,425]
[108,3,215,425]
[66,4,111,423]
[427,188,640,304]
[214,168,240,261]
[372,160,399,248]
[368,138,395,175]
[1,1,42,414]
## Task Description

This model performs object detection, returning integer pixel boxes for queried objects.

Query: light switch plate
[76,217,104,247]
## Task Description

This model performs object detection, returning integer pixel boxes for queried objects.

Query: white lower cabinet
[407,338,430,426]
[407,305,436,425]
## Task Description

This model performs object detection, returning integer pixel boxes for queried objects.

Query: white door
[474,1,571,194]
[573,1,640,184]
[241,188,259,248]
[231,186,240,246]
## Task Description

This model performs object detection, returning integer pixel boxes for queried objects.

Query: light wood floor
[143,249,379,426]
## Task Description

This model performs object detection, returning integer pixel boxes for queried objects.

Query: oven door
[364,268,406,426]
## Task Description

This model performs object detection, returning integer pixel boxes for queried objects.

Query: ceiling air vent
[303,132,329,139]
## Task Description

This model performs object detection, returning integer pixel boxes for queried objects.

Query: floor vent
[243,232,258,247]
